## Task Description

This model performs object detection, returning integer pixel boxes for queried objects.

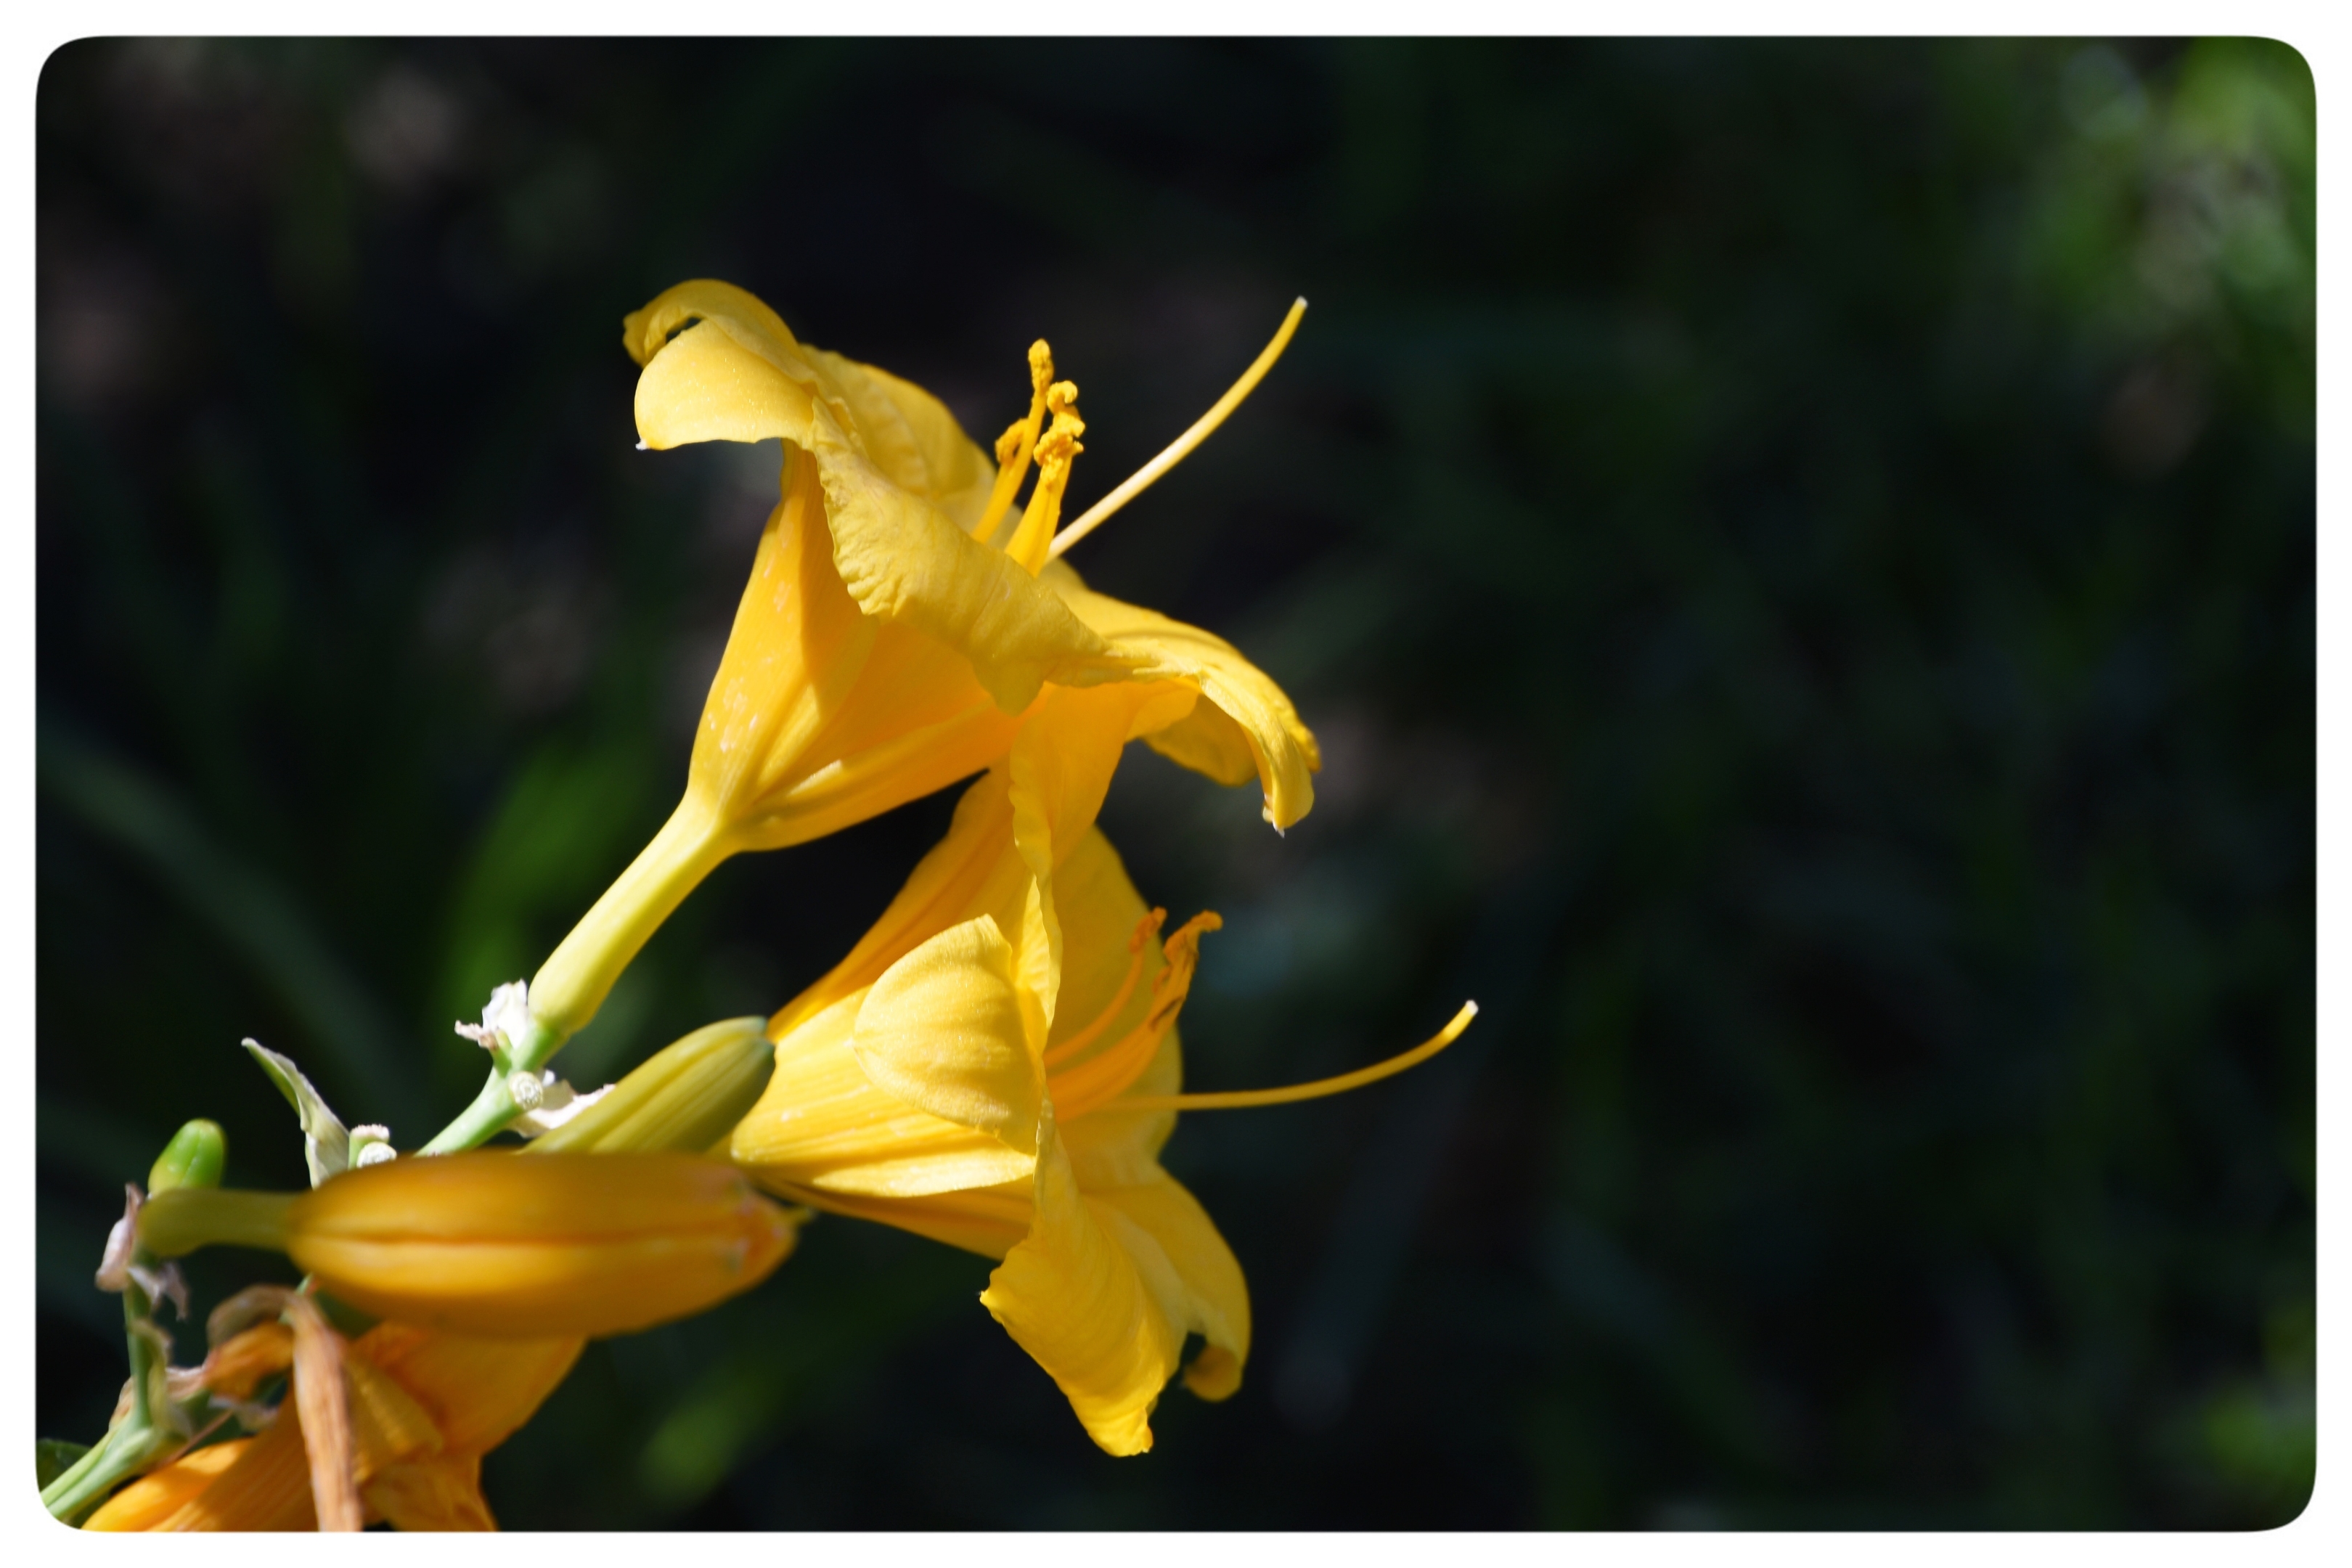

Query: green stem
[42,1281,178,1523]
[137,1188,297,1258]
[417,797,732,1156]
[526,796,735,1046]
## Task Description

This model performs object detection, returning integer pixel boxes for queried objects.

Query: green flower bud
[147,1119,226,1196]
[526,1018,774,1156]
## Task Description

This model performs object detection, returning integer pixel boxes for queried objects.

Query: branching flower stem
[41,1280,181,1522]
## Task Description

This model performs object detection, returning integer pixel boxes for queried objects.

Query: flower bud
[147,1119,227,1196]
[526,1018,774,1156]
[279,1151,797,1339]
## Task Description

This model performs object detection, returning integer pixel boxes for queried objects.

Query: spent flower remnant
[44,277,1469,1526]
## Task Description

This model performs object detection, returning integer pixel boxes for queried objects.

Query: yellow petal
[629,282,1140,716]
[624,278,808,372]
[1045,560,1320,830]
[1008,682,1197,887]
[806,347,997,533]
[815,410,1139,712]
[81,1440,253,1531]
[632,317,820,449]
[735,992,1035,1197]
[695,444,1030,852]
[689,446,881,825]
[766,769,1032,1039]
[852,915,1045,1145]
[752,1172,1034,1260]
[1088,1175,1251,1402]
[362,1454,497,1532]
[979,1122,1182,1457]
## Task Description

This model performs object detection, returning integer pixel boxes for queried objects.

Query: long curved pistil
[1099,1000,1477,1115]
[1047,296,1308,560]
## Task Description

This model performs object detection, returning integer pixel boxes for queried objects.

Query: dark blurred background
[36,38,2313,1529]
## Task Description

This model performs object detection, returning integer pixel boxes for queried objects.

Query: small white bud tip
[355,1143,396,1167]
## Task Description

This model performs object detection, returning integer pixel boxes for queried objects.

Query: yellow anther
[1005,377,1088,571]
[973,340,1059,541]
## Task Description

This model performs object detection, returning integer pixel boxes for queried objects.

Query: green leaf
[36,1439,91,1491]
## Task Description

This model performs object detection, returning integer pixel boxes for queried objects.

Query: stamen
[1005,380,1086,571]
[1042,909,1165,1069]
[971,342,1055,541]
[1049,913,1220,1119]
[1101,1000,1477,1114]
[1048,297,1308,560]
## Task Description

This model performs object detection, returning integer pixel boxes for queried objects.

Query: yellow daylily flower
[732,692,1470,1455]
[84,1321,584,1531]
[524,280,1318,1057]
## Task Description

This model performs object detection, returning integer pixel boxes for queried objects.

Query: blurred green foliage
[37,38,2310,1528]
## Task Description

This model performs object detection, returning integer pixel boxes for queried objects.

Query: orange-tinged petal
[1048,912,1217,1122]
[81,1440,253,1531]
[1054,831,1188,1186]
[147,1415,317,1531]
[343,1353,447,1474]
[349,1323,584,1455]
[754,1172,1034,1260]
[362,1454,497,1532]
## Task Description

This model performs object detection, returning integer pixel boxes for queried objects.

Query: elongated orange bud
[281,1152,798,1339]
